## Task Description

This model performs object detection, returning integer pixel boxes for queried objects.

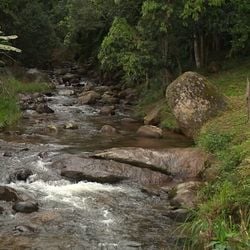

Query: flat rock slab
[94,147,210,179]
[52,155,170,185]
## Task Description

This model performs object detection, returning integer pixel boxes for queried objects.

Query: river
[0,80,192,249]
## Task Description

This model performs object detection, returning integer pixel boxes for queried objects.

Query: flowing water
[0,82,191,249]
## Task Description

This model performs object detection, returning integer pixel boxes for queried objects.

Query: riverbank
[137,59,250,249]
[0,74,50,128]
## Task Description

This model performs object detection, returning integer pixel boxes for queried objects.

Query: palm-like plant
[0,30,21,53]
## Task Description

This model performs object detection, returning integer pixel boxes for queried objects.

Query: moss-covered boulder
[166,72,227,138]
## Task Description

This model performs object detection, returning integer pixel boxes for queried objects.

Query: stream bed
[0,82,192,249]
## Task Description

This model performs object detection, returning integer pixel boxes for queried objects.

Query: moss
[160,103,178,129]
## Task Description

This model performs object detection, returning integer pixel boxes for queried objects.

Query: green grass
[135,58,250,249]
[4,77,51,94]
[0,76,51,127]
[185,60,250,249]
[207,58,250,96]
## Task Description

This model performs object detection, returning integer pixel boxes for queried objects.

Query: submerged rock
[13,201,39,213]
[94,147,210,179]
[166,71,227,137]
[136,125,163,138]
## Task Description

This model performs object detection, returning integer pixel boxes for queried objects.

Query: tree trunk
[200,33,204,67]
[194,33,201,69]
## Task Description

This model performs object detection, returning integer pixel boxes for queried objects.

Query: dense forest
[0,1,250,250]
[1,0,250,84]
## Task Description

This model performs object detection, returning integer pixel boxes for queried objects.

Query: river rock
[13,201,39,213]
[64,122,78,130]
[3,152,12,157]
[95,85,110,93]
[0,186,21,202]
[94,147,210,179]
[53,155,171,185]
[36,104,54,114]
[58,89,75,96]
[100,125,117,135]
[62,73,79,82]
[166,71,227,137]
[0,206,4,214]
[119,88,137,101]
[169,181,201,209]
[99,106,115,116]
[78,90,100,105]
[136,125,163,138]
[101,93,118,104]
[8,169,33,183]
[164,208,190,222]
[47,124,58,132]
[144,105,161,126]
[14,225,37,234]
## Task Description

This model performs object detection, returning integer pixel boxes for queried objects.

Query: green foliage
[0,0,59,67]
[184,180,250,250]
[198,132,232,153]
[98,17,148,83]
[0,31,21,53]
[182,59,250,250]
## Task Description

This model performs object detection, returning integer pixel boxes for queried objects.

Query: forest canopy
[0,0,249,85]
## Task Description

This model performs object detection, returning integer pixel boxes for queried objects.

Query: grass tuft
[0,76,51,128]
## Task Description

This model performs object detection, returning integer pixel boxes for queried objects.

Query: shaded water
[0,84,191,249]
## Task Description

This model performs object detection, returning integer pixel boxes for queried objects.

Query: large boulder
[166,72,227,137]
[94,147,211,179]
[52,155,170,185]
